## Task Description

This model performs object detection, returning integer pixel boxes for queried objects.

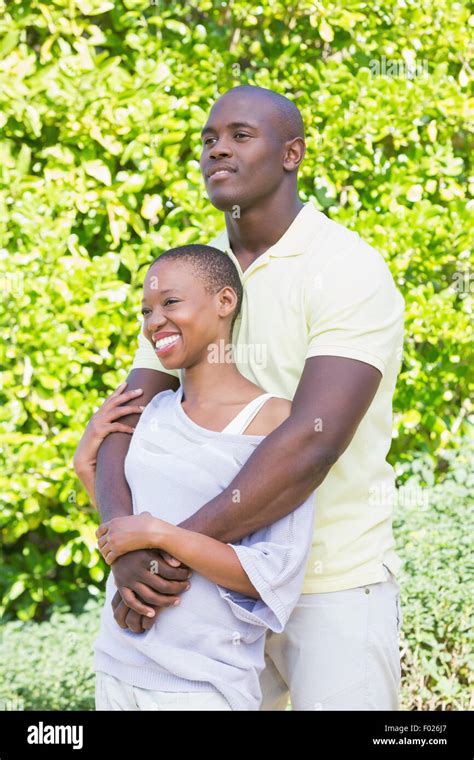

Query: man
[94,84,405,710]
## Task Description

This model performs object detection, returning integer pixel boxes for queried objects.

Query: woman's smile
[154,332,182,356]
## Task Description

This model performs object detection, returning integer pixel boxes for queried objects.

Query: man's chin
[207,191,242,213]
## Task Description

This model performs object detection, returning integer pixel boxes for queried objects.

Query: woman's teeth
[155,335,180,351]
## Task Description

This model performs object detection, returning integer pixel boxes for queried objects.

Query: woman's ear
[217,286,238,317]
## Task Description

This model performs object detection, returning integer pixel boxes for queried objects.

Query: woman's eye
[164,298,179,306]
[141,309,150,316]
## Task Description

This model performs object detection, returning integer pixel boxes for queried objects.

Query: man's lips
[206,165,237,180]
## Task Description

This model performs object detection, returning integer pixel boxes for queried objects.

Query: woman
[74,244,316,711]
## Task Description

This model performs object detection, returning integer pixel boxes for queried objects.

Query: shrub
[394,445,474,710]
[0,597,101,710]
[0,0,471,620]
[0,474,471,711]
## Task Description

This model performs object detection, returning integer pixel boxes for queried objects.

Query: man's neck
[224,190,304,261]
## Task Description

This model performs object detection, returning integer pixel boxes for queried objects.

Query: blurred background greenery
[0,0,472,710]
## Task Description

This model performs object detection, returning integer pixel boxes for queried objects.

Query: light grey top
[93,387,316,710]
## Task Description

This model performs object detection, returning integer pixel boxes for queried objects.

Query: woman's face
[141,259,236,370]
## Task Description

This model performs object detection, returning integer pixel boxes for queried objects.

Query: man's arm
[95,368,192,632]
[179,355,382,542]
[95,368,179,522]
[96,514,260,599]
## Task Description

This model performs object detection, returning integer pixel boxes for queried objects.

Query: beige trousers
[259,568,403,711]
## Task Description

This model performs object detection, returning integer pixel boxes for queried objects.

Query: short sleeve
[304,242,404,376]
[130,319,180,378]
[216,492,315,633]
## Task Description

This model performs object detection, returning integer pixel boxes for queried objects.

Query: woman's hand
[73,382,145,477]
[96,512,169,565]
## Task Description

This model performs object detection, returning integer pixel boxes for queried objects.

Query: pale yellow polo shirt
[131,200,405,593]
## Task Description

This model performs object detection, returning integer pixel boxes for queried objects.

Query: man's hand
[112,592,169,633]
[110,548,192,630]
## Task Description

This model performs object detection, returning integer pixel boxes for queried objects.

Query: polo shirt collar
[214,200,322,259]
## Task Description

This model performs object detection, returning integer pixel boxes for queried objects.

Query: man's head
[200,85,306,212]
[142,245,243,370]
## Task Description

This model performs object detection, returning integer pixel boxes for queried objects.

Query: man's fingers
[137,572,191,596]
[111,591,121,611]
[120,586,158,618]
[113,599,130,629]
[160,551,182,567]
[138,590,182,608]
[113,592,154,633]
[124,608,145,634]
[133,581,187,606]
[141,608,164,630]
[149,555,192,581]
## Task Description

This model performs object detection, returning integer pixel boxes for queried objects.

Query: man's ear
[283,137,306,172]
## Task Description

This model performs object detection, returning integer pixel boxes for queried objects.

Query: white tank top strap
[221,393,274,435]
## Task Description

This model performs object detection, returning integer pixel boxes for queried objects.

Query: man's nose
[208,138,232,160]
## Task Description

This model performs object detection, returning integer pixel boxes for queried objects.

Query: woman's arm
[96,514,260,599]
[75,464,98,508]
[73,382,145,509]
[157,521,260,599]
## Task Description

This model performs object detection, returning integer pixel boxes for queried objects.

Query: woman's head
[141,244,243,370]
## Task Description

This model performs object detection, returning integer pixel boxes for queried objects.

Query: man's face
[199,92,287,212]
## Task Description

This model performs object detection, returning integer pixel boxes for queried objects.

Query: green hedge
[1,474,472,711]
[0,598,101,711]
[0,0,472,619]
[394,441,474,710]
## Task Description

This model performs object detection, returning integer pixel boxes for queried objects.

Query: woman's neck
[181,356,253,406]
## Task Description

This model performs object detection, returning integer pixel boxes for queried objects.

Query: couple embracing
[74,84,405,711]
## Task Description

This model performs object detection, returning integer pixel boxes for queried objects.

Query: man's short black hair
[149,244,243,337]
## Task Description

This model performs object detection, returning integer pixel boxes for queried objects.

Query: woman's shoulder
[244,396,292,436]
[143,388,177,417]
[135,389,179,437]
[150,388,177,405]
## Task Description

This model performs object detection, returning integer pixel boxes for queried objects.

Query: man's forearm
[94,368,179,523]
[179,420,335,544]
[95,432,136,521]
[152,521,260,599]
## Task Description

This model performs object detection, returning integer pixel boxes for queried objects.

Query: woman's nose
[148,311,167,333]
